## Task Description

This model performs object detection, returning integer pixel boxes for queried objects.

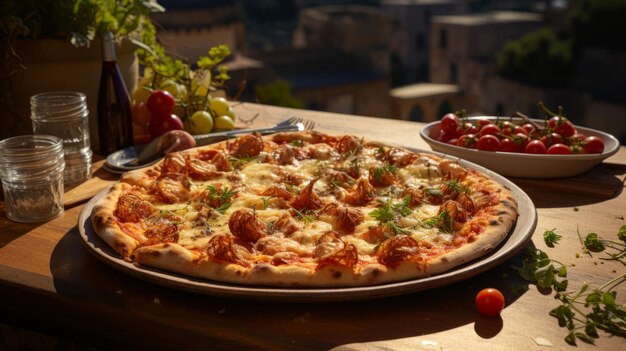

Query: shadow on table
[510,163,625,208]
[46,225,533,351]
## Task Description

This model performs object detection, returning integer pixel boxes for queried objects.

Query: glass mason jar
[31,91,92,184]
[0,135,65,223]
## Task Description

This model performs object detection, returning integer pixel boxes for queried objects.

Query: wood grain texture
[0,102,625,351]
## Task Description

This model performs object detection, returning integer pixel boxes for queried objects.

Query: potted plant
[0,0,164,145]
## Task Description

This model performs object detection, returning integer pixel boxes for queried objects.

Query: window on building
[416,32,424,50]
[450,63,457,83]
[438,100,453,118]
[409,105,424,122]
[439,29,447,49]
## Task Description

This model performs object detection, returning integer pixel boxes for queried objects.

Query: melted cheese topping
[127,135,498,270]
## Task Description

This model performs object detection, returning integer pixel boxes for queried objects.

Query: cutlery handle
[193,124,302,145]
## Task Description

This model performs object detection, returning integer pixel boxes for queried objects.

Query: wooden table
[1,103,625,350]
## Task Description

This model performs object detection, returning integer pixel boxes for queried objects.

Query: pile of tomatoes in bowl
[436,111,605,155]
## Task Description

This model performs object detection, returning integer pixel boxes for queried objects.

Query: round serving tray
[78,149,537,302]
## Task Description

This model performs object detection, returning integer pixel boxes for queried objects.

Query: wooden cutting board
[63,159,119,208]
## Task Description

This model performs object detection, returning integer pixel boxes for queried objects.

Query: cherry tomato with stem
[475,288,505,317]
[540,132,564,148]
[440,113,460,134]
[521,123,535,134]
[582,136,605,154]
[147,90,176,116]
[476,134,501,151]
[547,143,572,154]
[461,122,479,135]
[525,139,547,154]
[499,138,520,153]
[479,123,501,137]
[457,134,477,148]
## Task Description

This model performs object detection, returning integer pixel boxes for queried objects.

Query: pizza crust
[91,183,140,259]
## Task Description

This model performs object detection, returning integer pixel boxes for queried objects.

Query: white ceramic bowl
[419,117,621,178]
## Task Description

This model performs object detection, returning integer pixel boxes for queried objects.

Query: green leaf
[534,263,556,289]
[564,331,577,345]
[602,291,616,306]
[585,291,602,305]
[575,332,596,344]
[584,233,606,252]
[554,278,568,292]
[550,305,575,329]
[543,228,562,247]
[558,266,567,277]
[585,322,599,338]
[618,225,626,244]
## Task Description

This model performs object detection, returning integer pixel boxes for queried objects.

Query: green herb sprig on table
[518,226,626,346]
[580,225,626,265]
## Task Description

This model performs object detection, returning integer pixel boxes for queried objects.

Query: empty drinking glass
[0,135,65,222]
[31,91,92,184]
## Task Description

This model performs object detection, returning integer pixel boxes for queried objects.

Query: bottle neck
[101,32,117,62]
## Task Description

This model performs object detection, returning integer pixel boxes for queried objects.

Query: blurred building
[381,0,467,85]
[152,0,244,63]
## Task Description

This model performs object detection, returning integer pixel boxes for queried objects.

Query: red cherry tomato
[513,126,528,135]
[475,118,491,127]
[512,133,530,149]
[457,134,477,148]
[461,123,480,135]
[440,113,459,134]
[525,139,547,154]
[500,138,520,153]
[148,113,184,138]
[475,288,505,317]
[547,143,572,154]
[582,136,605,154]
[131,101,152,128]
[147,90,176,116]
[479,123,501,137]
[437,130,457,143]
[540,132,564,147]
[521,123,535,134]
[568,132,587,143]
[499,121,514,136]
[476,134,501,151]
[547,116,577,138]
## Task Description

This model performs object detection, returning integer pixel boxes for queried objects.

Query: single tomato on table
[475,288,505,317]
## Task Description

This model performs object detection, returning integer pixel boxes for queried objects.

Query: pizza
[91,131,518,287]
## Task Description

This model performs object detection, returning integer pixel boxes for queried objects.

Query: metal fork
[275,116,315,130]
[194,116,315,146]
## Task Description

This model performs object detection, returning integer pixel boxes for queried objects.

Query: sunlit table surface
[1,102,625,350]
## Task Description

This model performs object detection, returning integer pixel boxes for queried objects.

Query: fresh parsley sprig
[293,208,316,224]
[422,211,454,234]
[205,185,236,214]
[580,225,626,265]
[369,196,412,235]
[518,225,626,346]
[372,164,397,184]
[544,228,563,248]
